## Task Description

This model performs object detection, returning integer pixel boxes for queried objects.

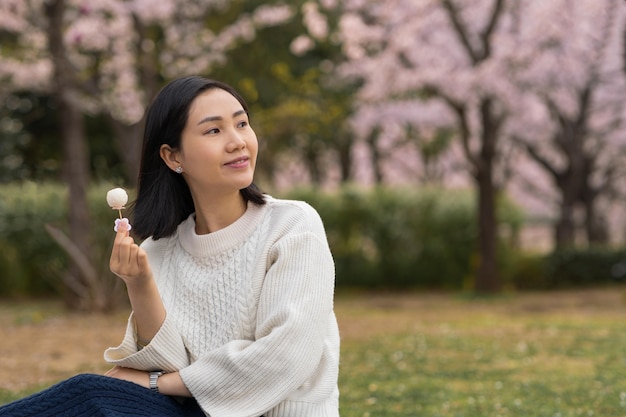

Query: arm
[104,367,192,397]
[104,232,190,372]
[106,222,189,377]
[109,221,165,344]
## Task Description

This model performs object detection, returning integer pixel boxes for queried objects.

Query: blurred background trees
[1,0,625,310]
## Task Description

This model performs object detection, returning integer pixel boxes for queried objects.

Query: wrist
[125,274,155,292]
[149,371,163,393]
[157,372,193,397]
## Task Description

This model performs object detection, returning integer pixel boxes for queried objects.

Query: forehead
[187,88,243,121]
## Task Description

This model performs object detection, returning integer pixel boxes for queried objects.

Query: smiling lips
[224,156,250,168]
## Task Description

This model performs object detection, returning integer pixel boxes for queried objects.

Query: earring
[174,166,183,174]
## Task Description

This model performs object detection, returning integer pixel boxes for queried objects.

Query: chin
[234,177,254,191]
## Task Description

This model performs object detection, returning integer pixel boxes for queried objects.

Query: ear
[160,144,182,172]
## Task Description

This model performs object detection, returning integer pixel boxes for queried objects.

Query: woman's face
[176,88,258,197]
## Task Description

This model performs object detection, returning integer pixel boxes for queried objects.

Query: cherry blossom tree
[1,0,297,179]
[509,0,626,248]
[308,0,626,289]
[0,0,298,310]
[329,0,519,292]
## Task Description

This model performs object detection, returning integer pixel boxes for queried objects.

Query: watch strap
[149,371,163,393]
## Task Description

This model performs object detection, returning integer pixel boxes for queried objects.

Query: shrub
[505,247,626,290]
[0,182,128,300]
[283,186,523,289]
[0,182,531,296]
[506,251,551,290]
[0,182,67,296]
[544,247,626,288]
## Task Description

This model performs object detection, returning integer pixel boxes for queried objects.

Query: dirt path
[0,303,128,392]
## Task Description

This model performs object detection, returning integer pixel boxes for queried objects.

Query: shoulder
[258,197,326,241]
[265,196,324,225]
[139,232,176,257]
[138,213,191,253]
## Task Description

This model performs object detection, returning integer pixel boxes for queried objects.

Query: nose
[226,130,246,152]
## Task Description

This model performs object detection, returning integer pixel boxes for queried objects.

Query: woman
[0,76,340,417]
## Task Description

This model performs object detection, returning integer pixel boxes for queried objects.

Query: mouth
[224,156,250,167]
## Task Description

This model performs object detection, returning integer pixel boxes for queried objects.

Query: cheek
[248,134,259,156]
[181,143,220,168]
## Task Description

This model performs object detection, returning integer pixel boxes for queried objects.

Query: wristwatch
[149,371,163,393]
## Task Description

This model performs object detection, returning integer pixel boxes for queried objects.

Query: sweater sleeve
[103,312,190,372]
[179,230,336,417]
[103,236,191,372]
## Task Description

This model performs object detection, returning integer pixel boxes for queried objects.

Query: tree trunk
[473,99,500,293]
[583,194,609,245]
[475,166,499,292]
[554,176,578,248]
[304,146,322,185]
[337,132,353,183]
[553,148,585,248]
[109,119,143,186]
[439,0,506,293]
[46,0,104,311]
[365,127,384,184]
[555,202,576,248]
[59,96,92,307]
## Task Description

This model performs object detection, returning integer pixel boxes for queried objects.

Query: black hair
[131,75,266,240]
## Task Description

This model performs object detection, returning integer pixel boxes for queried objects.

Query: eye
[237,120,249,128]
[204,127,220,135]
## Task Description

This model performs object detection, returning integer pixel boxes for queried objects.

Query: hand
[104,366,150,389]
[110,221,152,287]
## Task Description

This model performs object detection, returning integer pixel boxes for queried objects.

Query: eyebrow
[197,109,247,126]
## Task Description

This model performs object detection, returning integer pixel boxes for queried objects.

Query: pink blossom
[290,35,315,56]
[303,2,328,40]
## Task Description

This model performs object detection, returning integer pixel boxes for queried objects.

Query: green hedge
[0,182,125,297]
[0,182,67,295]
[282,186,524,289]
[1,183,526,296]
[544,247,626,288]
[3,182,621,297]
[506,247,626,290]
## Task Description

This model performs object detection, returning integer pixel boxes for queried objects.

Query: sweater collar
[177,200,268,257]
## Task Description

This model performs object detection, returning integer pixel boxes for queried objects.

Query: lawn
[1,287,626,416]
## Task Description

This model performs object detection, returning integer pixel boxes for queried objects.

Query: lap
[0,374,206,417]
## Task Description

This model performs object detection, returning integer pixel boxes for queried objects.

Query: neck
[192,191,247,235]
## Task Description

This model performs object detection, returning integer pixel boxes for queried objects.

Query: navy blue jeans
[0,374,206,417]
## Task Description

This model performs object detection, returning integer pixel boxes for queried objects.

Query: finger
[114,219,130,241]
[115,237,131,264]
[111,223,129,262]
[137,247,149,271]
[129,244,140,271]
[113,220,135,252]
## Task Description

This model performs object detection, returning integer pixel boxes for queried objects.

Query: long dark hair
[132,76,265,240]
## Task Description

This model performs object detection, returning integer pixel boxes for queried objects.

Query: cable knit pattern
[104,197,340,417]
[170,241,246,357]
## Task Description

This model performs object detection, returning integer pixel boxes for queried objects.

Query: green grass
[1,289,626,416]
[336,291,626,416]
[339,328,626,416]
[0,386,46,407]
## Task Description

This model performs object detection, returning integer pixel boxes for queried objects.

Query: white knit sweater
[104,197,340,417]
